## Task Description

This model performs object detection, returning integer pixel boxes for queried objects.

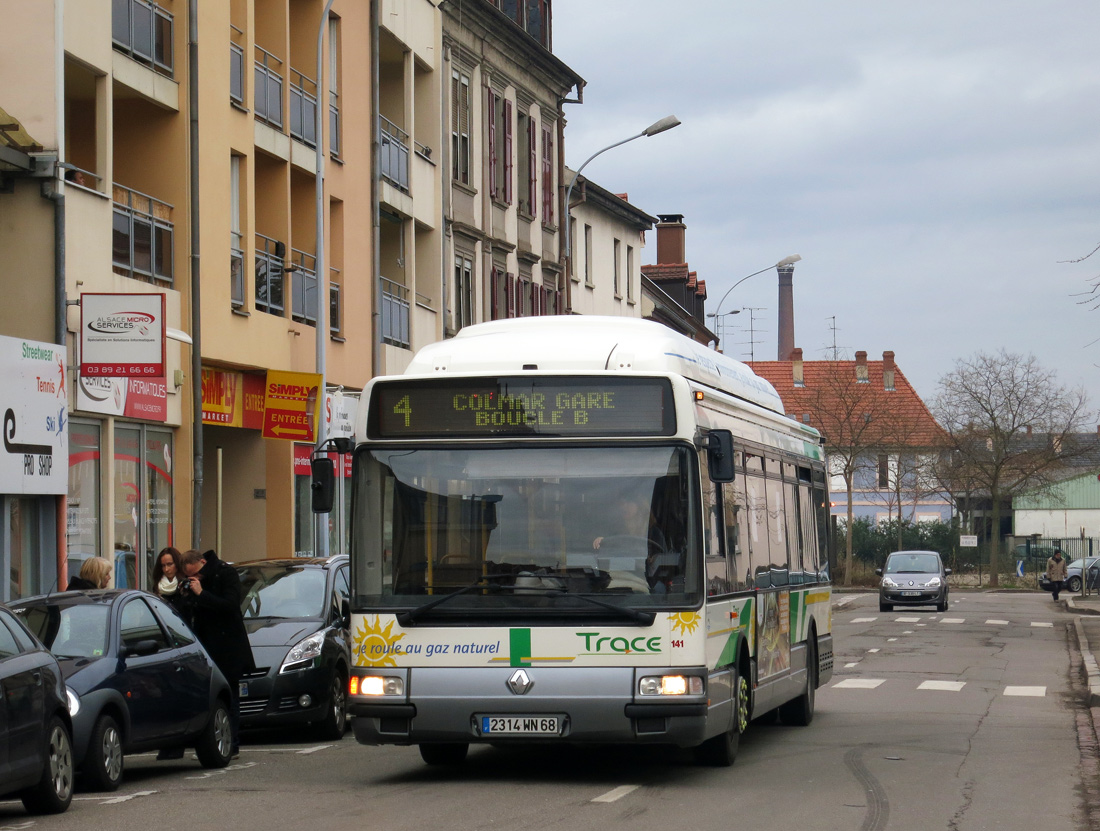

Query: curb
[1066,596,1100,616]
[1073,617,1100,709]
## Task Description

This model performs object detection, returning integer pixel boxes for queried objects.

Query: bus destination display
[370,377,675,438]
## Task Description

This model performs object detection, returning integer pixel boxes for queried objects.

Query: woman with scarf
[152,546,192,623]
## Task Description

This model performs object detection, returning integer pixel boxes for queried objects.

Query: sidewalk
[1067,592,1100,707]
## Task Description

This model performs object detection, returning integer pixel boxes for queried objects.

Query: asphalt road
[1,591,1092,831]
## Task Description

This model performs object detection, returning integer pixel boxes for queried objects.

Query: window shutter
[541,126,554,223]
[506,271,515,318]
[488,89,497,198]
[503,99,513,205]
[528,119,538,217]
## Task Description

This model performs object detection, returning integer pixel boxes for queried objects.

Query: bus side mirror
[707,429,735,483]
[311,457,336,513]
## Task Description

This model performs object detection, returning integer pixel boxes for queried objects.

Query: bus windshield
[353,444,702,615]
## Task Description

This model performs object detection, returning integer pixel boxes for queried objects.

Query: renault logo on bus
[508,669,533,695]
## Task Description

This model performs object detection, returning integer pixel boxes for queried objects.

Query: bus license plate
[901,591,920,597]
[481,716,559,735]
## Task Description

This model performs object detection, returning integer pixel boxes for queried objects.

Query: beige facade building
[0,0,374,599]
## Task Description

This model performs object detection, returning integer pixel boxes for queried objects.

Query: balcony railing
[255,233,285,315]
[112,184,173,285]
[380,116,409,192]
[112,0,173,77]
[329,268,341,335]
[230,231,244,308]
[230,25,245,106]
[289,69,318,148]
[380,276,410,349]
[329,91,341,158]
[291,249,318,325]
[254,46,284,129]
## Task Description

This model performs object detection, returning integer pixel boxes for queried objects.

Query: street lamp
[709,254,802,319]
[706,308,740,348]
[564,115,681,264]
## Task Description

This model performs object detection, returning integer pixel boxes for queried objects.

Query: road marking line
[941,618,965,624]
[1030,622,1054,628]
[98,790,158,805]
[887,637,897,642]
[833,679,885,689]
[918,681,966,691]
[297,745,334,754]
[896,617,920,622]
[903,630,914,634]
[844,662,860,668]
[185,761,257,779]
[852,617,878,623]
[986,619,1009,625]
[867,648,880,653]
[1004,686,1046,697]
[592,785,639,803]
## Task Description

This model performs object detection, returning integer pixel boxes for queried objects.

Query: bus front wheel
[695,662,749,767]
[419,743,469,766]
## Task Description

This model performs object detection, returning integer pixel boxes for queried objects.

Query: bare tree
[802,364,898,586]
[931,350,1094,587]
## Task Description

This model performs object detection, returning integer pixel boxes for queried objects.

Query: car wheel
[20,715,74,814]
[195,699,233,768]
[779,636,816,727]
[84,713,123,792]
[317,668,348,740]
[1067,576,1082,593]
[419,743,469,766]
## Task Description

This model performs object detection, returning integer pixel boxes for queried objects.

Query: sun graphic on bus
[352,616,406,667]
[669,612,701,636]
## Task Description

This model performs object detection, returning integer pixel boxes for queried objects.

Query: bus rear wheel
[779,636,816,726]
[419,743,469,766]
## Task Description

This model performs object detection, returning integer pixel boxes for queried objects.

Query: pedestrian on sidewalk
[1047,548,1067,600]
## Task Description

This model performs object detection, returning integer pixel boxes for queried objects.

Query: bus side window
[722,476,750,592]
[701,453,729,596]
[745,465,771,589]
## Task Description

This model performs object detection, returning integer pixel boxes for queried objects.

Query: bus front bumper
[349,666,711,747]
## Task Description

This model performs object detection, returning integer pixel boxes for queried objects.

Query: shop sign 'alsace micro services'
[80,293,166,378]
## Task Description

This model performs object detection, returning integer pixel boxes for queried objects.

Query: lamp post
[313,0,335,558]
[564,115,681,267]
[705,308,740,350]
[709,255,801,322]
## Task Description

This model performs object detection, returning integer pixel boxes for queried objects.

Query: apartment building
[438,0,583,343]
[0,0,373,599]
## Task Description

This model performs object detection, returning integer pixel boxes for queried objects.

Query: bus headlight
[352,675,404,696]
[638,675,703,696]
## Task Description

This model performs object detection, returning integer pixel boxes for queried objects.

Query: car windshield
[13,603,110,659]
[237,565,327,619]
[352,444,702,615]
[885,553,941,574]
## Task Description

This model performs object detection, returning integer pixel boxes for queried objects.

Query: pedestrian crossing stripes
[832,678,1048,696]
[847,616,1057,627]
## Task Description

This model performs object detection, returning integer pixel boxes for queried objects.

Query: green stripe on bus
[510,628,532,667]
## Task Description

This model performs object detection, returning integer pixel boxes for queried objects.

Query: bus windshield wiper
[517,588,656,625]
[396,574,510,626]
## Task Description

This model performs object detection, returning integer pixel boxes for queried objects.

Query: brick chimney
[777,264,796,361]
[855,351,868,383]
[655,214,686,265]
[882,351,895,391]
[791,348,804,387]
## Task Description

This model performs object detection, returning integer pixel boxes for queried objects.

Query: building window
[112,184,173,285]
[541,124,554,223]
[229,24,245,104]
[584,225,593,287]
[329,17,341,158]
[113,424,173,591]
[112,0,174,78]
[255,234,286,315]
[451,69,470,185]
[877,454,896,490]
[626,245,635,301]
[455,253,474,330]
[518,111,536,216]
[488,90,511,204]
[613,238,622,298]
[67,420,102,573]
[230,156,244,308]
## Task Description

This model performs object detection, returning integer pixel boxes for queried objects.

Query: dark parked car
[876,550,951,612]
[11,589,233,791]
[235,555,351,738]
[0,605,74,814]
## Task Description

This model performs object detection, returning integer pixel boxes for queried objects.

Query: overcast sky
[551,1,1100,408]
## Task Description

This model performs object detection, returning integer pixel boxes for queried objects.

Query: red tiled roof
[748,356,946,447]
[641,263,688,282]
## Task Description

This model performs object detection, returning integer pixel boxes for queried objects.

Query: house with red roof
[749,348,953,526]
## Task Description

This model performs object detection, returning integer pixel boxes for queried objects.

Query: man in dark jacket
[179,548,254,757]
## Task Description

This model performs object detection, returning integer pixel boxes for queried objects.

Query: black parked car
[0,605,74,814]
[235,556,351,739]
[11,589,234,791]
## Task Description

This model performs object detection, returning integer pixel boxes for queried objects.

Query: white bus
[325,317,833,766]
